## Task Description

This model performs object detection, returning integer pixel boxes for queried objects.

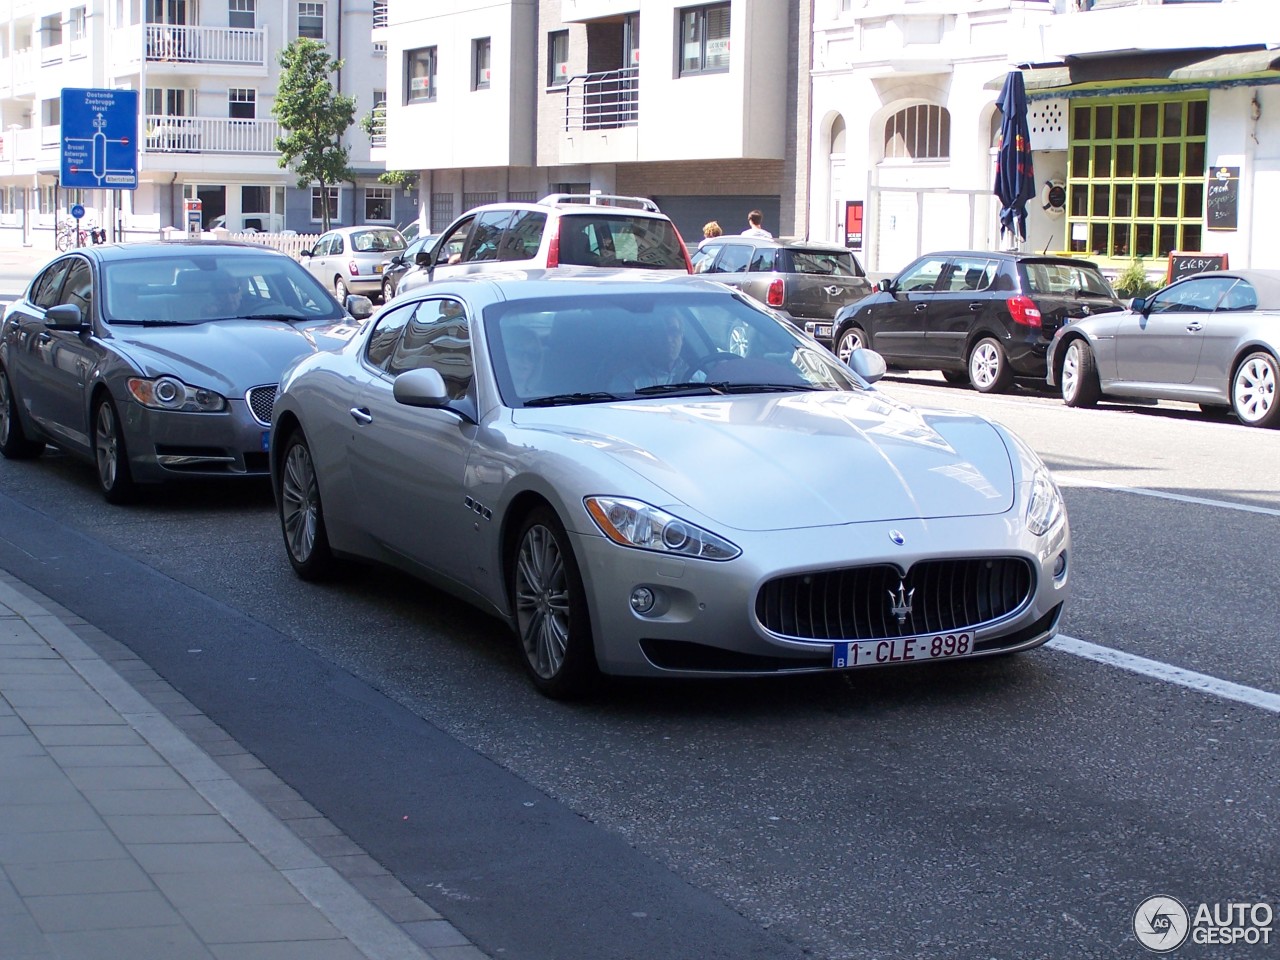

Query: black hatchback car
[829,251,1124,392]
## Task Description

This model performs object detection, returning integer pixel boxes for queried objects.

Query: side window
[60,259,93,316]
[365,301,417,371]
[386,298,473,399]
[435,216,475,265]
[31,260,72,308]
[943,257,996,292]
[465,211,514,263]
[749,248,776,272]
[896,257,948,292]
[498,211,546,261]
[312,235,331,257]
[331,235,345,256]
[716,243,753,274]
[1219,280,1258,312]
[1148,276,1236,314]
[692,242,723,273]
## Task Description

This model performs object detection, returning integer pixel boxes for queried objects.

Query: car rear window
[351,229,406,253]
[558,214,688,270]
[786,249,864,278]
[1021,261,1115,298]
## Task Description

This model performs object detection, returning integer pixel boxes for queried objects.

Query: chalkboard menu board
[1166,251,1229,284]
[1207,166,1239,231]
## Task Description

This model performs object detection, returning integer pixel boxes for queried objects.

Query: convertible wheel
[510,507,598,699]
[1231,351,1280,427]
[334,277,349,301]
[835,326,866,364]
[93,396,136,504]
[1061,339,1102,407]
[968,337,1013,393]
[0,366,45,459]
[279,431,338,580]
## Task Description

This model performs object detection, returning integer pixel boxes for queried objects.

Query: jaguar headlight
[1025,466,1065,536]
[126,376,226,413]
[585,497,740,561]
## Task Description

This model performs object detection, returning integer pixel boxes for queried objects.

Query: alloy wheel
[836,327,864,364]
[281,441,321,563]
[94,402,120,490]
[1233,353,1277,425]
[514,523,571,680]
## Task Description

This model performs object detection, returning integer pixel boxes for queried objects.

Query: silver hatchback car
[301,225,406,302]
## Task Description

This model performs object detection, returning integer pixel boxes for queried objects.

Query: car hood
[110,319,359,391]
[512,391,1015,531]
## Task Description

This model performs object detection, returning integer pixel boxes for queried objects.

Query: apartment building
[810,0,1280,276]
[377,0,810,247]
[0,0,413,249]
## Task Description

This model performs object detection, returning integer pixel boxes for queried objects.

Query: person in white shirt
[740,209,772,239]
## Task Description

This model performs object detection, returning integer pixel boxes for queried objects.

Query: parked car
[379,234,439,302]
[0,242,371,503]
[396,194,691,295]
[1047,268,1280,427]
[691,237,871,349]
[830,251,1125,392]
[270,272,1070,698]
[300,225,406,302]
[399,221,423,244]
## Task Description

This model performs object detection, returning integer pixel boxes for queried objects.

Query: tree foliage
[272,38,356,231]
[1113,259,1160,300]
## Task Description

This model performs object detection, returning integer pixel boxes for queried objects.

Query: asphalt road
[0,266,1276,957]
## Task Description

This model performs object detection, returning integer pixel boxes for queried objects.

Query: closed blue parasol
[994,70,1035,245]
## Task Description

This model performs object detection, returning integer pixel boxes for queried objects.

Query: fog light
[1053,550,1067,581]
[629,586,656,614]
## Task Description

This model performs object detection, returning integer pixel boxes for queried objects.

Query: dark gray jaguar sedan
[0,241,370,502]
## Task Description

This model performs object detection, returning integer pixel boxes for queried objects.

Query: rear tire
[334,277,349,301]
[0,365,45,460]
[509,506,598,699]
[381,278,394,303]
[968,337,1013,393]
[93,396,136,504]
[1061,339,1102,407]
[1231,351,1280,427]
[278,430,339,580]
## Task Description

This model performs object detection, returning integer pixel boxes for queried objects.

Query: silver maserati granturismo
[270,272,1071,697]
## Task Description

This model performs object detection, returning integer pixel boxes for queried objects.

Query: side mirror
[299,249,313,259]
[44,303,86,331]
[877,278,893,293]
[1129,296,1148,313]
[414,249,432,267]
[846,346,887,384]
[344,294,374,320]
[393,367,449,408]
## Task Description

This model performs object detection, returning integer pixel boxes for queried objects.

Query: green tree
[272,38,356,232]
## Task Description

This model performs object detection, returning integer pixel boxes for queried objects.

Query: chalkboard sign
[1206,166,1239,231]
[1166,251,1228,285]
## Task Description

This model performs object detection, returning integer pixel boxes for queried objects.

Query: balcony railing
[373,0,389,29]
[367,104,387,148]
[563,67,639,131]
[145,23,266,67]
[143,115,280,155]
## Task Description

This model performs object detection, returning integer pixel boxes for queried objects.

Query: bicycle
[55,218,106,251]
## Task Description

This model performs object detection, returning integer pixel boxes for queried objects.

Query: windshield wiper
[717,382,825,393]
[524,391,624,407]
[633,381,729,396]
[232,311,309,322]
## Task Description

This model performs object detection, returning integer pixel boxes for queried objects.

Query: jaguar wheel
[93,395,136,504]
[1061,339,1102,408]
[835,326,866,365]
[1231,351,1280,428]
[278,430,339,579]
[968,337,1013,393]
[509,506,598,699]
[0,365,45,460]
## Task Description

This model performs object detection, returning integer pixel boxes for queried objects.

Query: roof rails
[538,193,661,213]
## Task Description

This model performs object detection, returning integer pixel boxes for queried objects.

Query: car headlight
[126,376,226,413]
[1025,466,1065,536]
[584,497,740,561]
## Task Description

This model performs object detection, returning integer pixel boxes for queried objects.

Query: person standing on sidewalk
[740,209,772,239]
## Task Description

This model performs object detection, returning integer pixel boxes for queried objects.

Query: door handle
[1185,322,1202,332]
[968,303,984,311]
[349,407,373,425]
[914,303,928,312]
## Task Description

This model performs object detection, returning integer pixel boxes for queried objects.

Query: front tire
[381,278,394,303]
[1231,351,1280,427]
[835,325,866,365]
[509,507,598,699]
[0,365,45,459]
[93,396,136,504]
[278,430,339,579]
[968,337,1013,393]
[1061,339,1102,407]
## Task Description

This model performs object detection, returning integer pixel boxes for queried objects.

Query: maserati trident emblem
[888,529,905,545]
[888,581,915,627]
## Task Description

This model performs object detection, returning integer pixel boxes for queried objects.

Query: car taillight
[348,260,359,276]
[767,278,784,308]
[547,229,560,268]
[1008,295,1041,327]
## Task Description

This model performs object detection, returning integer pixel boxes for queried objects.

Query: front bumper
[570,510,1070,678]
[120,396,273,483]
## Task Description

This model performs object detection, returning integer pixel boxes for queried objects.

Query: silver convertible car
[271,273,1071,697]
[1047,269,1280,427]
[0,242,370,502]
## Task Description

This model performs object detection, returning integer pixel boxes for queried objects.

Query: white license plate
[808,323,833,339]
[832,632,973,668]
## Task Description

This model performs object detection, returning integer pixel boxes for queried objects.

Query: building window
[229,88,256,119]
[883,104,950,160]
[430,193,454,229]
[548,30,569,86]
[40,14,64,48]
[40,185,57,215]
[229,0,255,29]
[365,187,393,222]
[678,3,730,76]
[1066,95,1208,262]
[406,47,437,103]
[473,37,491,91]
[311,186,339,222]
[41,98,61,128]
[298,2,324,39]
[69,7,88,41]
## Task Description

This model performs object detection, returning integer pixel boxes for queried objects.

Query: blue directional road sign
[61,88,138,190]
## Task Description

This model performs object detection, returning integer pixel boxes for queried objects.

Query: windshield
[556,215,688,270]
[101,254,347,324]
[486,290,865,407]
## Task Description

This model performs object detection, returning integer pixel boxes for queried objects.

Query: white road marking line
[1048,634,1280,715]
[1055,475,1280,518]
